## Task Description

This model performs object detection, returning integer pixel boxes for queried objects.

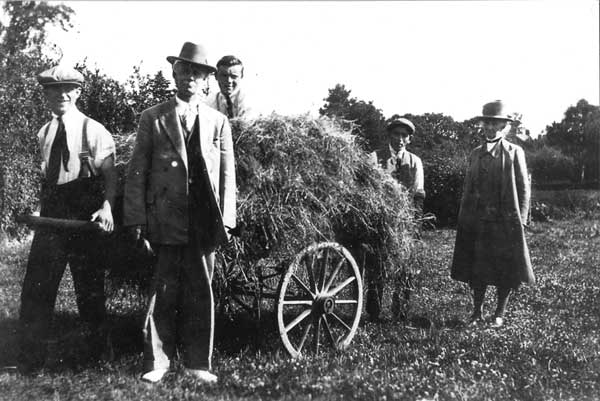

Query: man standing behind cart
[18,65,117,374]
[123,42,236,384]
[367,117,425,319]
[206,55,253,118]
[375,117,425,216]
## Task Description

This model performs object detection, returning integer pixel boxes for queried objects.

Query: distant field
[1,215,599,400]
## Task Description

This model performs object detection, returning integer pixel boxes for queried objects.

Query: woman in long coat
[451,100,534,328]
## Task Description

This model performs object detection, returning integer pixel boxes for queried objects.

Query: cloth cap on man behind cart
[476,100,515,122]
[386,117,416,135]
[36,65,84,87]
[167,41,217,74]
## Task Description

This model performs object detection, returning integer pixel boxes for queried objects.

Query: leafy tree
[76,61,136,134]
[582,109,600,183]
[0,1,74,236]
[546,99,600,182]
[320,84,386,151]
[126,67,175,119]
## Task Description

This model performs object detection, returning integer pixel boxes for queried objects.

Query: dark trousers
[18,180,106,370]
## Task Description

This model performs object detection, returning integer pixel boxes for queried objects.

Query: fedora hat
[476,100,514,122]
[166,42,217,74]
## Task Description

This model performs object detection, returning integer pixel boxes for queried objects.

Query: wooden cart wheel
[277,242,363,357]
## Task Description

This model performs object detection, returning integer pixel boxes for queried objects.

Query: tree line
[319,84,600,224]
[0,1,598,236]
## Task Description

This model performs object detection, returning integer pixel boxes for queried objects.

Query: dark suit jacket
[451,139,533,286]
[123,98,236,248]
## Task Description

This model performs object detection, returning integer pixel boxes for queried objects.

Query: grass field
[1,214,599,400]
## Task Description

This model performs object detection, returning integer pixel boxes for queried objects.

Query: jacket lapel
[159,98,188,170]
[499,139,512,203]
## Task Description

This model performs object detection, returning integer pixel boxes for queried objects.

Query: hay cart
[18,215,365,358]
[215,237,364,358]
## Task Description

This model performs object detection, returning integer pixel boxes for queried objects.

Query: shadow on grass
[0,318,19,368]
[215,310,282,355]
[0,311,145,372]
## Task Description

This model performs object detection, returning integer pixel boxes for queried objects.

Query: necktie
[225,94,234,118]
[181,106,196,136]
[47,116,69,184]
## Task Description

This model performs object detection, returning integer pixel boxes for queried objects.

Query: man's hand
[128,224,147,242]
[91,200,114,232]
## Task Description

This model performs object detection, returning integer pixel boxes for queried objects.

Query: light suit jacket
[123,98,236,249]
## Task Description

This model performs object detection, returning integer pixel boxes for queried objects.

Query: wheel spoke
[317,248,328,292]
[305,254,317,293]
[297,322,312,353]
[285,309,312,333]
[282,300,313,305]
[291,274,315,299]
[324,258,345,292]
[333,299,358,304]
[328,276,356,297]
[330,312,351,332]
[322,315,337,346]
[313,317,321,354]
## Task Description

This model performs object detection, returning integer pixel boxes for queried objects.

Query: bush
[528,145,578,185]
[0,55,51,237]
[423,150,469,227]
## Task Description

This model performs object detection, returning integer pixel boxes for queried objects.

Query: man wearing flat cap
[451,100,533,329]
[18,65,117,374]
[367,117,425,320]
[206,55,253,119]
[123,42,236,384]
[375,117,425,214]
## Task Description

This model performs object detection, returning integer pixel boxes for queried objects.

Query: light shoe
[491,317,504,328]
[184,368,218,384]
[467,314,484,326]
[141,368,168,383]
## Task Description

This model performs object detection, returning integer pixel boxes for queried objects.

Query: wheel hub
[315,296,335,314]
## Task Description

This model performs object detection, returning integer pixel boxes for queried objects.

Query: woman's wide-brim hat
[476,100,514,122]
[166,42,217,74]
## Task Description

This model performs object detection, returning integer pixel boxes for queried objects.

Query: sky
[45,0,600,137]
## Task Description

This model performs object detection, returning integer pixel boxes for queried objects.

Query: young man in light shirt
[206,55,253,119]
[18,65,117,374]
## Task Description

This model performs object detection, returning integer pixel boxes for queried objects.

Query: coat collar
[159,97,188,169]
[157,98,214,171]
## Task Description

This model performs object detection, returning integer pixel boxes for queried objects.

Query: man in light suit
[123,42,236,383]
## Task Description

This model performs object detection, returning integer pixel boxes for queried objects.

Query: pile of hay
[110,114,416,290]
[226,115,415,277]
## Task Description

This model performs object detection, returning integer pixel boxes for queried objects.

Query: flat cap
[37,65,84,87]
[386,117,415,135]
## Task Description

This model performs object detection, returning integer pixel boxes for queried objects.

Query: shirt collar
[389,144,406,159]
[175,95,200,113]
[52,106,79,122]
[483,139,503,158]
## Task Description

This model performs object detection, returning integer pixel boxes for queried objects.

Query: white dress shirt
[37,107,115,185]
